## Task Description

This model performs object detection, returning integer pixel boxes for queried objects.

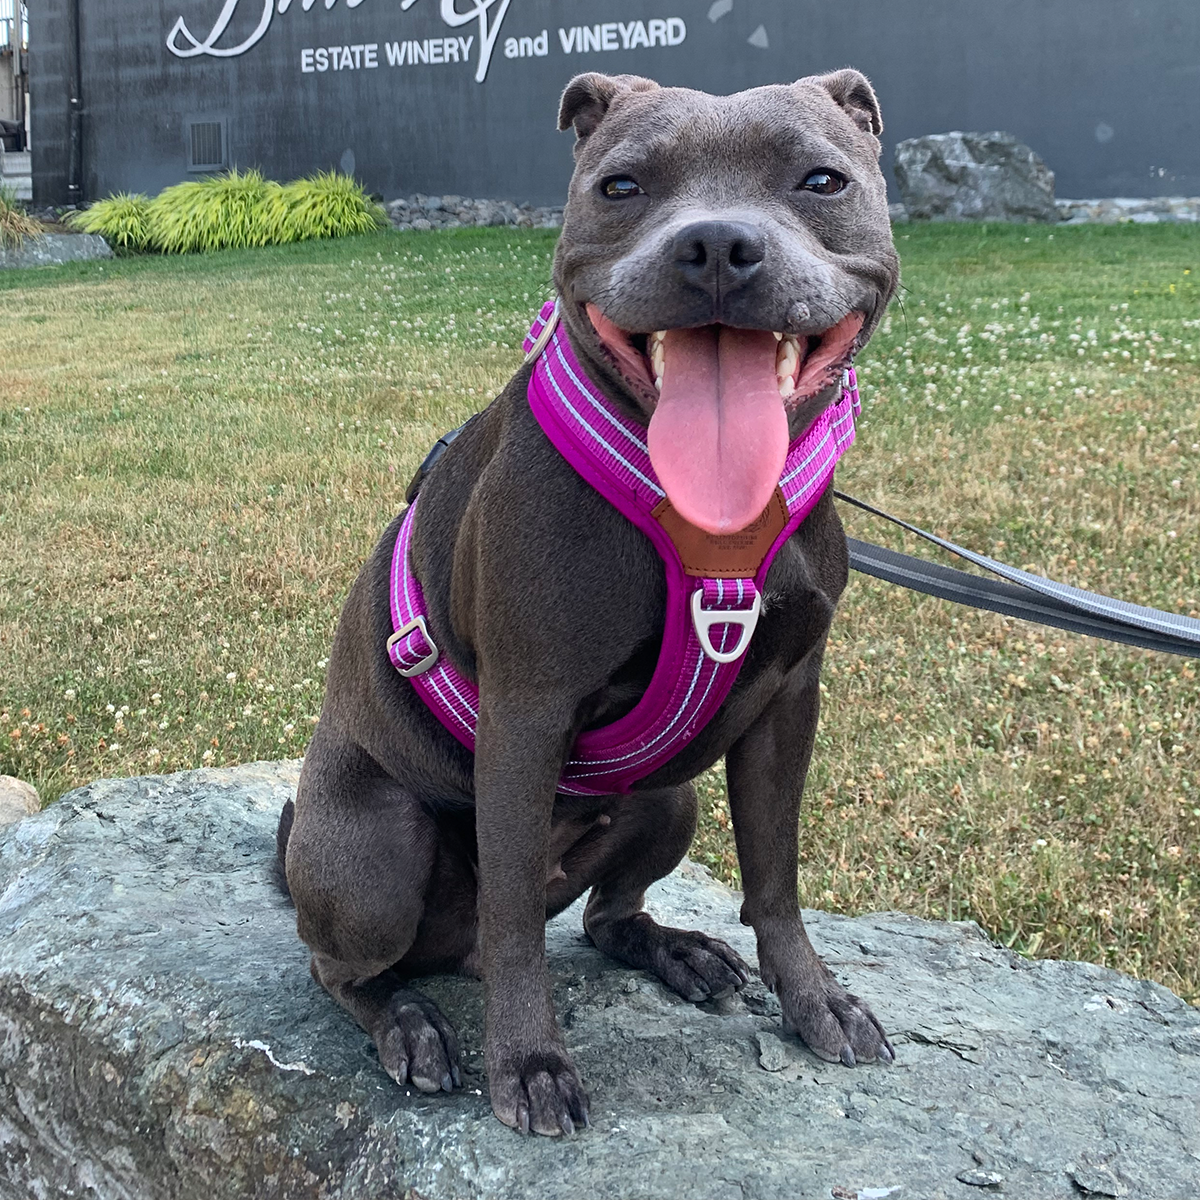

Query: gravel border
[889,196,1200,224]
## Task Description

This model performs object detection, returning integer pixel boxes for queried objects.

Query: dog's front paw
[488,1046,590,1136]
[781,978,894,1067]
[373,989,462,1094]
[650,929,751,1003]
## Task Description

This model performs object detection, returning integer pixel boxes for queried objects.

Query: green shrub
[274,171,386,242]
[72,170,385,256]
[67,192,152,252]
[0,185,44,249]
[147,168,275,254]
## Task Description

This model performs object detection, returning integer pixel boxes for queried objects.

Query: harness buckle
[690,590,762,664]
[387,616,440,677]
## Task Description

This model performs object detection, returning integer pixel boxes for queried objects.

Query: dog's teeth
[649,330,666,389]
[772,336,801,391]
[775,333,801,398]
[773,331,783,341]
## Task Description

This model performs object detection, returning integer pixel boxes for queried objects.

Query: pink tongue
[647,326,788,534]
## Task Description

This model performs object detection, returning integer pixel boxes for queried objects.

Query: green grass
[1,222,1197,1001]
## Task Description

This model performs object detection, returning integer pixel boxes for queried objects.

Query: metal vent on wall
[188,121,226,171]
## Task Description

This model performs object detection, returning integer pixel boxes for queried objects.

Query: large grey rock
[0,231,113,269]
[894,132,1057,223]
[0,776,39,828]
[2,763,1198,1200]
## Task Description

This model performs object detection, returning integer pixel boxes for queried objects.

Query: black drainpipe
[66,0,83,205]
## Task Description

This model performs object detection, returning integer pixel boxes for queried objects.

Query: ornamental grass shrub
[0,185,45,248]
[274,171,387,242]
[70,170,384,254]
[147,168,275,254]
[68,191,152,252]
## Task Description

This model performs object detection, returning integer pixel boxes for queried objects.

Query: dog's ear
[558,73,660,140]
[809,68,883,137]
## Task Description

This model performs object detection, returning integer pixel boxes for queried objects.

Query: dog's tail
[273,799,295,902]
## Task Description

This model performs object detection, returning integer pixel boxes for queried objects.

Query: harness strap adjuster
[387,615,440,677]
[690,589,762,664]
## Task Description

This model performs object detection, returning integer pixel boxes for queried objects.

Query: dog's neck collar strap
[388,299,860,796]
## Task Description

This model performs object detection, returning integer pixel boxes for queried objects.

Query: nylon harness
[387,300,860,796]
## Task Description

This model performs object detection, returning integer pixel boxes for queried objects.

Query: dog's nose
[671,220,766,298]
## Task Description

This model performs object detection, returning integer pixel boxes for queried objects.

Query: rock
[1068,1158,1127,1197]
[0,775,39,827]
[957,1168,1005,1188]
[755,1030,790,1072]
[2,762,1199,1200]
[1056,196,1200,225]
[0,231,113,269]
[386,193,563,232]
[893,131,1057,223]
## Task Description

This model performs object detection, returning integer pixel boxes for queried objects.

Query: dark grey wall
[31,0,1200,207]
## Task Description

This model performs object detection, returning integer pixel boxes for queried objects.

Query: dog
[277,68,900,1136]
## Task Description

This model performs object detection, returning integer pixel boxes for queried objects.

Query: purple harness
[387,301,860,796]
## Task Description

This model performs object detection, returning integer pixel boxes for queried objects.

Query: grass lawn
[2,223,1197,1001]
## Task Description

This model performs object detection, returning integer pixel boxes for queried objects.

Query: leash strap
[838,492,1200,658]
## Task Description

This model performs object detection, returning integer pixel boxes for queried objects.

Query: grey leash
[407,423,1200,658]
[836,491,1200,659]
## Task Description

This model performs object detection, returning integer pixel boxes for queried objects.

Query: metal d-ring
[690,590,762,664]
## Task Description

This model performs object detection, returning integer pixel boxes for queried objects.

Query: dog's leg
[578,785,750,1002]
[284,736,463,1093]
[473,700,591,1137]
[725,647,895,1067]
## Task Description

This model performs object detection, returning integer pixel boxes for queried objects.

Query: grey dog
[277,68,900,1136]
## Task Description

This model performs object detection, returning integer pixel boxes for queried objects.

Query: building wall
[31,0,1200,207]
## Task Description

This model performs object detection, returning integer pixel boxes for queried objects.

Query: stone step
[1,175,32,200]
[0,149,31,175]
[0,150,31,200]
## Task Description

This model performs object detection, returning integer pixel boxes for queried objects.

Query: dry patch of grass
[2,223,1197,1001]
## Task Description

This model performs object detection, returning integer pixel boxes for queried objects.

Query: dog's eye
[799,171,847,195]
[602,177,644,199]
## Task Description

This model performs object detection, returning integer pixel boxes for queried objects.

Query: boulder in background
[894,131,1057,223]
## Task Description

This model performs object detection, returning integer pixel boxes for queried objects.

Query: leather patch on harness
[652,488,789,579]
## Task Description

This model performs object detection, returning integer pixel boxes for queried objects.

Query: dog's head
[552,71,898,535]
